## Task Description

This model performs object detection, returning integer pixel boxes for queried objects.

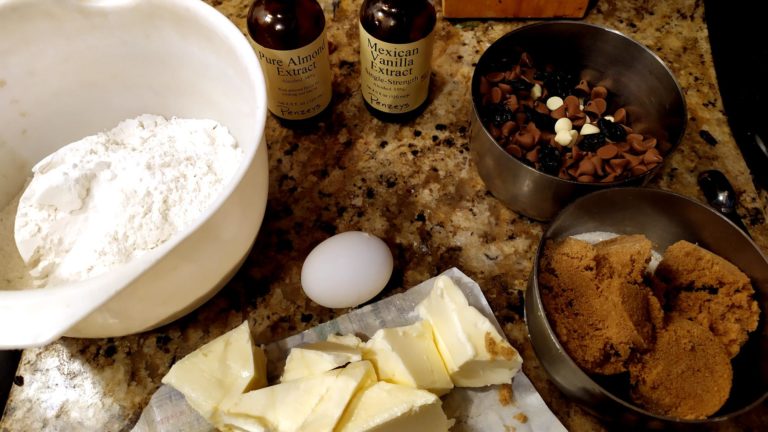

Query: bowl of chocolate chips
[469,22,687,220]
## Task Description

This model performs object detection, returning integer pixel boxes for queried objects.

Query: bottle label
[254,31,332,120]
[359,23,434,114]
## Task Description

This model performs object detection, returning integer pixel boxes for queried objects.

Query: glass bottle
[359,0,437,122]
[247,0,333,125]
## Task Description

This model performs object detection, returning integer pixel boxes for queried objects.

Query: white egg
[301,231,394,309]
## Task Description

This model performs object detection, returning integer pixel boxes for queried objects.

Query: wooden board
[442,0,590,19]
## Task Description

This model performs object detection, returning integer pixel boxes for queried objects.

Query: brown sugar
[539,235,657,375]
[539,235,759,420]
[629,318,732,419]
[653,240,760,358]
[595,235,656,350]
[594,234,651,284]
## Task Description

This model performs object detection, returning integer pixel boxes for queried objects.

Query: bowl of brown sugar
[469,22,687,220]
[525,188,768,429]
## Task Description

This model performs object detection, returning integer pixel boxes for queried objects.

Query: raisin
[597,118,627,142]
[578,133,606,152]
[543,71,576,99]
[485,105,515,127]
[488,56,516,72]
[538,144,562,175]
[502,78,533,93]
[523,105,555,131]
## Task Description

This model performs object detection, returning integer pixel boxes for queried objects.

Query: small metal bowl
[469,22,687,220]
[525,188,768,429]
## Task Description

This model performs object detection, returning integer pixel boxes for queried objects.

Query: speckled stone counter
[2,0,767,431]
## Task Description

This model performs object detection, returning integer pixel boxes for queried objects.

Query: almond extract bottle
[359,0,437,122]
[247,0,332,124]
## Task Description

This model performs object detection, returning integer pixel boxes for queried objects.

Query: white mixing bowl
[0,0,268,344]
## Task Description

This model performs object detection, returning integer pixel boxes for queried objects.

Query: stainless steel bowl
[525,188,768,429]
[469,22,687,221]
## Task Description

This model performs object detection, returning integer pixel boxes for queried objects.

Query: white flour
[0,193,36,289]
[11,114,242,286]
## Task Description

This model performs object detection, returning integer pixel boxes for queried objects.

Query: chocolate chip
[576,158,595,176]
[526,147,540,163]
[491,87,502,103]
[13,375,24,386]
[505,144,523,158]
[573,79,591,97]
[564,95,581,116]
[584,98,607,118]
[597,144,619,159]
[479,76,490,94]
[477,52,663,183]
[613,108,627,124]
[501,121,517,137]
[622,152,643,168]
[486,72,505,83]
[644,148,663,164]
[505,94,519,112]
[550,104,567,119]
[631,164,649,176]
[591,86,608,100]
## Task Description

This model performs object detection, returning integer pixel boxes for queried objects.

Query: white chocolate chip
[531,83,542,100]
[580,123,600,135]
[554,118,573,133]
[546,96,564,111]
[555,130,573,146]
[604,115,615,122]
[569,130,579,141]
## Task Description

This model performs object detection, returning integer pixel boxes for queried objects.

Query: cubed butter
[161,321,267,421]
[327,333,364,349]
[335,381,451,432]
[218,360,377,432]
[417,276,523,387]
[363,320,453,396]
[281,340,362,382]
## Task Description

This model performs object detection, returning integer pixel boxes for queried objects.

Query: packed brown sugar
[539,235,760,419]
[653,240,760,358]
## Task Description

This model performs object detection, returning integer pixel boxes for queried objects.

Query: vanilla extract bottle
[247,0,332,125]
[359,0,437,122]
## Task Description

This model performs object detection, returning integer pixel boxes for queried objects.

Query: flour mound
[14,114,242,285]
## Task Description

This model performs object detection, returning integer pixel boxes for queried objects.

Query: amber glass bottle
[247,0,332,125]
[359,0,436,122]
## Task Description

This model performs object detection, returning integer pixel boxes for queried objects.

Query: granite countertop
[2,0,767,431]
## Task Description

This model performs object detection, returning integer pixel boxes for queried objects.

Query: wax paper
[132,268,566,432]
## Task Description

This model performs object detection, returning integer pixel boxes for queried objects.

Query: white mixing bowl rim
[1,0,268,294]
